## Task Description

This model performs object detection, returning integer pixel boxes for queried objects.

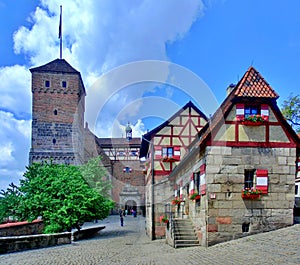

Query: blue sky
[0,0,299,190]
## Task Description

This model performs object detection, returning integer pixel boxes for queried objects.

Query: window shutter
[189,173,195,195]
[236,103,245,121]
[173,146,181,161]
[256,169,268,194]
[200,164,206,195]
[180,186,183,200]
[261,104,269,121]
[154,146,162,159]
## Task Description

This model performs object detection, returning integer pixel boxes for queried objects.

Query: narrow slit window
[244,169,255,189]
[53,109,58,115]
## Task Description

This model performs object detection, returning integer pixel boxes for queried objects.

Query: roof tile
[234,66,279,98]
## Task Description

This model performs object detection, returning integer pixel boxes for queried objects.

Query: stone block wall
[205,146,295,246]
[0,221,44,237]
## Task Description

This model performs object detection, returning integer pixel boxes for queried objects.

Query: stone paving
[1,215,300,265]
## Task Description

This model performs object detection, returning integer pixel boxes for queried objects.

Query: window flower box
[242,188,261,200]
[162,156,180,162]
[189,193,200,201]
[171,199,181,205]
[160,215,169,224]
[242,115,266,126]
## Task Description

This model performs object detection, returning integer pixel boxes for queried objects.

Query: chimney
[226,83,236,96]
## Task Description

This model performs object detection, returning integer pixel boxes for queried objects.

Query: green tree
[281,94,300,133]
[0,182,22,223]
[19,161,113,233]
[80,156,112,199]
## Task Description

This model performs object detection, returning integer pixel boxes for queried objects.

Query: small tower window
[45,80,50,87]
[52,139,56,144]
[62,81,67,88]
[53,109,58,115]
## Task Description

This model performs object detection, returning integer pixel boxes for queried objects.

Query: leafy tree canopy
[79,156,112,199]
[19,161,113,233]
[281,93,300,133]
[0,183,22,223]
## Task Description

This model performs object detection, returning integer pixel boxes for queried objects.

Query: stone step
[175,239,200,248]
[173,218,199,249]
[174,235,198,240]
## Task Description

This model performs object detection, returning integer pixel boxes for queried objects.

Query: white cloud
[0,0,205,189]
[0,65,31,117]
[0,143,14,163]
[0,111,31,189]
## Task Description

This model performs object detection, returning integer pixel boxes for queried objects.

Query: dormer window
[245,106,259,118]
[236,103,269,121]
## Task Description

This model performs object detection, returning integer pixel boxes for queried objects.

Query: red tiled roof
[234,66,279,99]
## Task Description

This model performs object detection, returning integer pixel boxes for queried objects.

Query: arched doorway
[125,200,137,214]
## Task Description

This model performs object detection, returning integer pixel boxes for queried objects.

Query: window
[245,106,259,118]
[155,146,180,161]
[195,172,200,194]
[296,185,298,195]
[162,147,173,158]
[62,81,67,88]
[244,169,255,189]
[53,109,58,115]
[45,80,50,87]
[52,138,56,144]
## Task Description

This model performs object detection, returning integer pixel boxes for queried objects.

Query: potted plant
[242,187,262,200]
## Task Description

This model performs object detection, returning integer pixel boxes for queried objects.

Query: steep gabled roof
[234,66,279,99]
[169,67,300,179]
[30,59,79,74]
[197,66,299,149]
[139,101,208,157]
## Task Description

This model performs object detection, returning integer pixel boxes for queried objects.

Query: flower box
[171,199,181,205]
[162,157,179,162]
[189,193,200,201]
[241,193,260,200]
[241,120,265,126]
[242,188,262,200]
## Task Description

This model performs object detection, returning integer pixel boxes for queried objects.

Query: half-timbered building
[140,101,208,238]
[141,66,300,246]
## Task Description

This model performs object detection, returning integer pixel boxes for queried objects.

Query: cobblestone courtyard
[1,215,300,265]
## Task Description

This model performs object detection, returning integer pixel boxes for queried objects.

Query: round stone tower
[29,58,86,165]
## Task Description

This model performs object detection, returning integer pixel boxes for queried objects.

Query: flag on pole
[58,5,62,39]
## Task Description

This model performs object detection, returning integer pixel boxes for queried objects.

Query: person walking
[119,209,124,226]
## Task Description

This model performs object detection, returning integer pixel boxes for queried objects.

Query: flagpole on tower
[58,5,62,59]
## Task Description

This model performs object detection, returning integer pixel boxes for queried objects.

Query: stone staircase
[173,219,199,248]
